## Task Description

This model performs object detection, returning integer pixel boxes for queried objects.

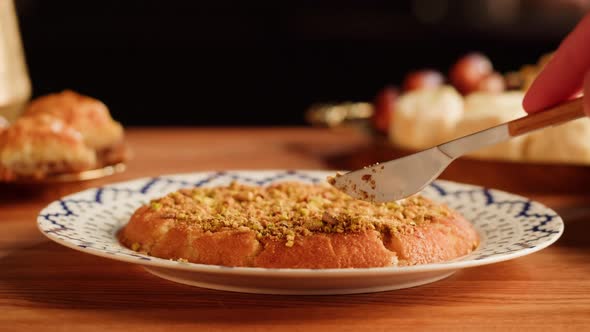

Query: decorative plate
[37,170,563,295]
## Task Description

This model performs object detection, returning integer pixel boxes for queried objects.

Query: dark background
[14,0,589,126]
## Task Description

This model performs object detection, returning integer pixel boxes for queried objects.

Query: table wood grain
[1,127,589,332]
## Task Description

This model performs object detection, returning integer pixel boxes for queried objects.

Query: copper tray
[0,162,126,184]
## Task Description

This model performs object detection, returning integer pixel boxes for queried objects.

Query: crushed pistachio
[142,182,452,247]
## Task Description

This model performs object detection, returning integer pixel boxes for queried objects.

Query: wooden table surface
[1,127,589,331]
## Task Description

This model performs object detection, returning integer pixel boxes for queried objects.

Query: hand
[523,13,590,116]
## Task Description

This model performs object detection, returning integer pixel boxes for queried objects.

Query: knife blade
[331,97,585,203]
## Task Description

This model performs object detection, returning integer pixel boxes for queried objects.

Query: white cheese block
[525,117,590,165]
[456,91,527,161]
[389,86,464,150]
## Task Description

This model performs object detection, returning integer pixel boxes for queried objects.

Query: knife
[331,97,585,203]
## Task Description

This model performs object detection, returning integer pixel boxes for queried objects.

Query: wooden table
[1,127,589,331]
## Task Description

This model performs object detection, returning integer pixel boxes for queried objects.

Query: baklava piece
[24,90,126,166]
[0,114,96,180]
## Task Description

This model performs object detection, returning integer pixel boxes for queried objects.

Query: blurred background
[12,0,590,126]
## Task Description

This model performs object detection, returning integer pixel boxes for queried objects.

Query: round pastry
[24,90,124,153]
[0,114,96,180]
[456,91,528,161]
[119,182,479,269]
[525,118,590,165]
[389,85,464,151]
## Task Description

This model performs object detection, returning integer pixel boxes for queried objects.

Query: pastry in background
[24,90,125,166]
[0,90,128,181]
[0,114,96,180]
[389,85,464,150]
[324,50,590,166]
[456,92,528,161]
[525,118,590,165]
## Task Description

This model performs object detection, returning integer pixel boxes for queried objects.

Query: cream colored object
[456,92,527,161]
[525,118,590,165]
[0,0,31,122]
[389,86,464,150]
[25,90,124,151]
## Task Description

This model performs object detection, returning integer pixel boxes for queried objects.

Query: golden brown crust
[0,90,127,180]
[254,231,396,268]
[0,114,96,180]
[96,140,128,167]
[24,90,124,151]
[119,182,479,269]
[384,213,479,265]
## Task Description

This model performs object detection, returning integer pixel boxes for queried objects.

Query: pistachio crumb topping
[144,182,451,246]
[150,202,162,211]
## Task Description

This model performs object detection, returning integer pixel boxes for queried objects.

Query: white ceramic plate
[38,170,563,295]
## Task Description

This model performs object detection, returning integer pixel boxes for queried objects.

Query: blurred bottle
[0,0,30,123]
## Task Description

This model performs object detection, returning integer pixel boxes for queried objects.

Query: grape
[402,70,444,91]
[372,86,398,134]
[450,53,493,94]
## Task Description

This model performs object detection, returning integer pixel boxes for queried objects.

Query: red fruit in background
[477,72,505,93]
[449,52,493,94]
[372,86,398,134]
[402,69,444,91]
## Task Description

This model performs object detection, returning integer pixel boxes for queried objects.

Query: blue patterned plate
[37,170,563,295]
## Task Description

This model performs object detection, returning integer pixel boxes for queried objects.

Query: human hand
[523,13,590,116]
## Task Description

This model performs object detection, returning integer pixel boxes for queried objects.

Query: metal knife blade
[331,124,509,203]
[331,96,585,203]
